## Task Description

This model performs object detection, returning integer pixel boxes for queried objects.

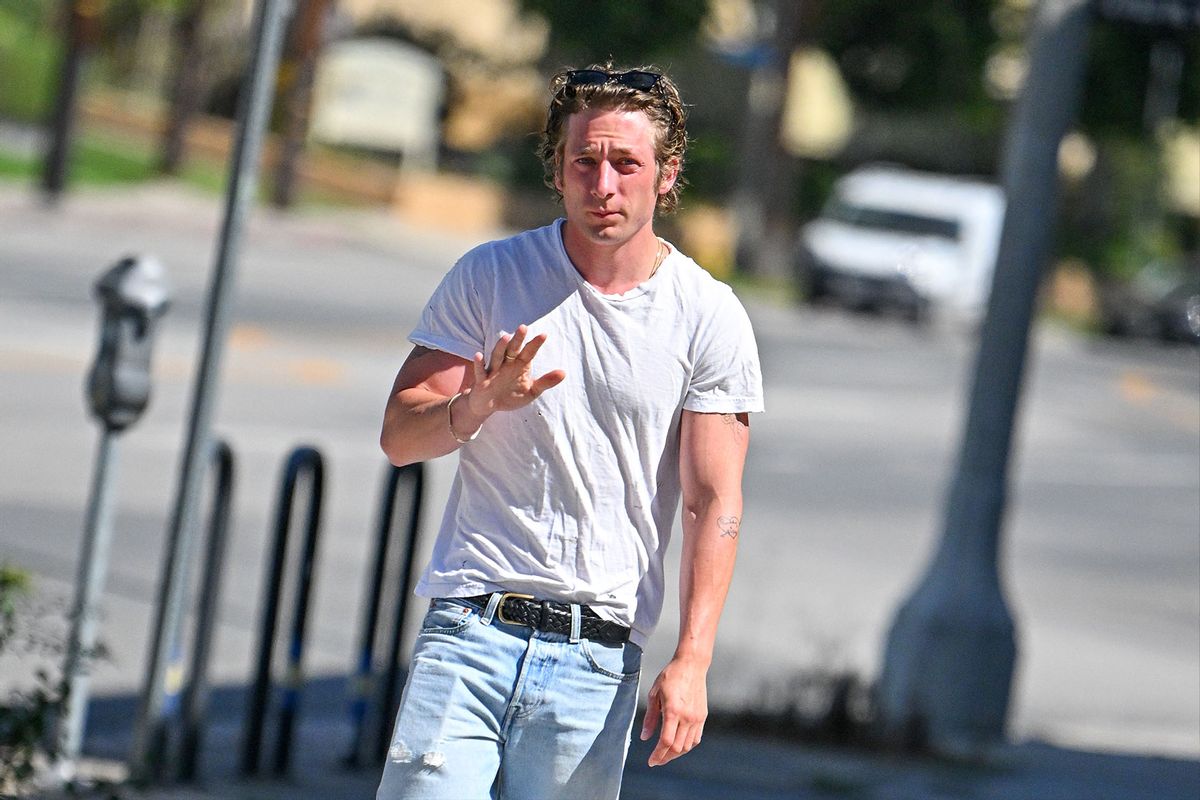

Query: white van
[797,165,1006,321]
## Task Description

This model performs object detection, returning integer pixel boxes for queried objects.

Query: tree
[517,0,708,65]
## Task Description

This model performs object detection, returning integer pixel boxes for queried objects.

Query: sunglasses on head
[564,69,662,92]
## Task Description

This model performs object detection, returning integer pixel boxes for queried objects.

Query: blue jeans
[376,595,643,800]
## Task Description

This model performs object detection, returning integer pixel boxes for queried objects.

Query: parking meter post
[129,0,291,783]
[57,256,170,780]
[57,431,119,777]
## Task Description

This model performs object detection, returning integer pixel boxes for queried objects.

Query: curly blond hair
[539,64,689,215]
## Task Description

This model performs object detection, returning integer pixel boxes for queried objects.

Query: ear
[657,158,680,196]
[553,154,564,193]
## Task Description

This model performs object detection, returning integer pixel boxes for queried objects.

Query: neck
[560,222,662,294]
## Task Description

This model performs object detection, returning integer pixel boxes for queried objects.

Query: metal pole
[272,449,324,776]
[876,0,1094,755]
[344,465,401,768]
[56,428,119,778]
[179,440,236,782]
[374,464,425,763]
[129,0,292,782]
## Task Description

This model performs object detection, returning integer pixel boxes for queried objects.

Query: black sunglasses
[564,69,662,92]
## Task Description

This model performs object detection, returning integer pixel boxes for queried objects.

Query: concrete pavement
[1,179,1197,798]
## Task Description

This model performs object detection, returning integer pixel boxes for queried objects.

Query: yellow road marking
[1118,371,1159,405]
[287,358,346,385]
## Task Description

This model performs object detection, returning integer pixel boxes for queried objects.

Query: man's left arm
[641,409,750,767]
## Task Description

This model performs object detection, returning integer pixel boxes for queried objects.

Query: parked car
[796,165,1005,322]
[1099,259,1200,346]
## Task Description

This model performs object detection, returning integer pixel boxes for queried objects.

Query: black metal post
[179,439,236,782]
[374,464,425,764]
[272,452,325,776]
[240,446,325,777]
[343,464,403,768]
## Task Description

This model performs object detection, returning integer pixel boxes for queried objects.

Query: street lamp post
[876,0,1094,754]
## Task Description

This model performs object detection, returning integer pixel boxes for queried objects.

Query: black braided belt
[458,593,630,645]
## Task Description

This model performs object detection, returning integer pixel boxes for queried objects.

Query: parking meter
[87,255,170,431]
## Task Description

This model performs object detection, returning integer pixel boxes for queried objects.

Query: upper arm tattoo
[720,412,749,440]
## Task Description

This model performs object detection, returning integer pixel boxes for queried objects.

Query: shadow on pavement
[68,674,1200,800]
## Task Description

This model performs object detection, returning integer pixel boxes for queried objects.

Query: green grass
[0,132,158,186]
[0,3,60,123]
[0,129,379,211]
[0,148,37,179]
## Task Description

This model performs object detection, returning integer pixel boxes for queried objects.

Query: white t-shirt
[409,219,764,647]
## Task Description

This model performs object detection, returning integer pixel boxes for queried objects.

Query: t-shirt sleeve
[408,255,489,361]
[684,288,765,414]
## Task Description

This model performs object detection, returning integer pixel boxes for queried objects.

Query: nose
[592,161,616,199]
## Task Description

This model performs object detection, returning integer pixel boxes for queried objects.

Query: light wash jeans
[376,594,643,800]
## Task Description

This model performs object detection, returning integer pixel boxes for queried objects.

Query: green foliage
[1080,18,1200,139]
[0,1,62,123]
[0,564,33,652]
[1058,136,1182,281]
[814,0,998,115]
[518,0,708,65]
[0,564,66,794]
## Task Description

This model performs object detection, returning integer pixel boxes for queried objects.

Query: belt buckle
[496,593,535,626]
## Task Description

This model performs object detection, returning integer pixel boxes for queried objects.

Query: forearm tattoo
[718,515,740,539]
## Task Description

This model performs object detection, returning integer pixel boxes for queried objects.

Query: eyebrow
[573,144,642,158]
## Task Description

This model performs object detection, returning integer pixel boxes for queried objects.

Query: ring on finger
[503,353,517,361]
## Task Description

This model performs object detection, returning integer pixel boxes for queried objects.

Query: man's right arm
[380,346,474,466]
[380,325,565,466]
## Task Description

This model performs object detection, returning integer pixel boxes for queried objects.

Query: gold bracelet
[447,392,479,444]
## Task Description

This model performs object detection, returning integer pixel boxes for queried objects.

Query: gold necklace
[648,239,668,279]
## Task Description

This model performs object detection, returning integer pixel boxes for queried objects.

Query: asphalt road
[1,182,1197,767]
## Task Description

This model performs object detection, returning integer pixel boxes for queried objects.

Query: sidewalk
[35,683,1200,800]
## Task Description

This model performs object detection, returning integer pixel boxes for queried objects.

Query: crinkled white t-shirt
[409,219,764,647]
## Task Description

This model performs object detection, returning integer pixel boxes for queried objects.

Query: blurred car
[796,165,1005,323]
[1099,260,1200,346]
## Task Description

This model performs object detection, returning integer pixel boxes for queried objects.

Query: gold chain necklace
[648,239,668,280]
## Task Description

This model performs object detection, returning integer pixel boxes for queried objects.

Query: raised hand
[463,324,566,419]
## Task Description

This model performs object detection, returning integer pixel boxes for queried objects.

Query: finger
[640,688,661,741]
[516,332,550,363]
[649,715,679,767]
[685,722,703,753]
[471,352,486,385]
[530,370,566,397]
[489,333,512,370]
[505,324,528,359]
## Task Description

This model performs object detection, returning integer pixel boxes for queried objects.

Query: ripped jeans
[376,595,642,800]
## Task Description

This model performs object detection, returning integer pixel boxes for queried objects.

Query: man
[377,64,763,800]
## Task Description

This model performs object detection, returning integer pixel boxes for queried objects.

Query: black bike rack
[240,445,325,777]
[177,438,236,782]
[342,461,426,767]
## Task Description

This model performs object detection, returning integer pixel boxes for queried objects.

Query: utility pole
[876,0,1094,754]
